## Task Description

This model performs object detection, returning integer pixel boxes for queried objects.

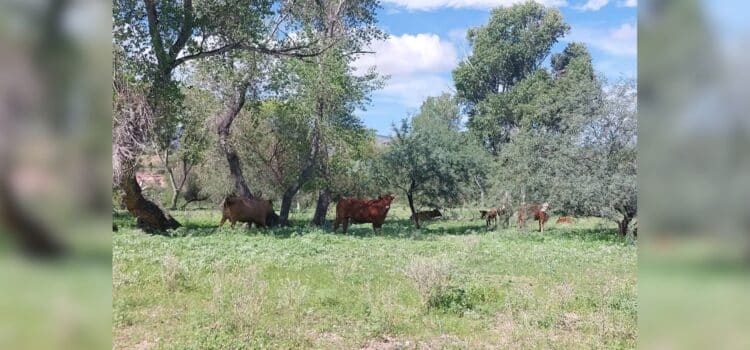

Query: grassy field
[113,206,636,349]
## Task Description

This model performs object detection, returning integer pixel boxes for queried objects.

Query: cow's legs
[230,219,237,228]
[333,217,339,233]
[219,216,227,227]
[342,218,349,234]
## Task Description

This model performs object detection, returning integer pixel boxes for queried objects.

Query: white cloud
[352,33,458,109]
[381,0,567,11]
[567,23,637,56]
[577,0,609,11]
[352,33,458,76]
[621,0,637,7]
[377,74,454,108]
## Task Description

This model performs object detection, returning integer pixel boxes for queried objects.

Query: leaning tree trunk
[216,82,253,199]
[122,175,180,232]
[407,192,420,229]
[312,189,331,226]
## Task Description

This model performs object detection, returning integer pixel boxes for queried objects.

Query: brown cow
[334,195,395,234]
[219,196,279,228]
[485,209,498,227]
[556,216,575,224]
[411,209,442,222]
[517,202,550,232]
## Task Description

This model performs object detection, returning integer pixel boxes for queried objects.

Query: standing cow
[517,202,550,233]
[334,195,395,234]
[219,195,279,228]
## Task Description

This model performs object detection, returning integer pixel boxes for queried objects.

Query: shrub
[402,258,453,304]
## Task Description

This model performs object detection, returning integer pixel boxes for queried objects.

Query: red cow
[334,195,395,234]
[517,202,550,232]
[556,216,575,224]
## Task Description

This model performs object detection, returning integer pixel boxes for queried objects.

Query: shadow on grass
[115,211,628,243]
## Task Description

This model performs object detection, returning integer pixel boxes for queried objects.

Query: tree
[379,95,488,228]
[113,0,334,230]
[454,3,569,155]
[453,2,569,105]
[579,79,637,235]
[160,87,213,209]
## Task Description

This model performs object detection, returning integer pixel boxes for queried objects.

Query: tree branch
[144,0,168,68]
[168,0,194,61]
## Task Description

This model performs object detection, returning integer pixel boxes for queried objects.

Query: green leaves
[381,95,488,209]
[454,2,569,105]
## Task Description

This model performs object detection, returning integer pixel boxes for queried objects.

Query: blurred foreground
[640,0,750,349]
[0,0,111,348]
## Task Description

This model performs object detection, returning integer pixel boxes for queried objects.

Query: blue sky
[353,0,638,135]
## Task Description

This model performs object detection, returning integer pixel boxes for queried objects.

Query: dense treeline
[113,1,636,235]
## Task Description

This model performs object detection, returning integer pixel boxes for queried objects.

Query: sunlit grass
[113,206,636,349]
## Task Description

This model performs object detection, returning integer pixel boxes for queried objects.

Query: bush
[403,258,453,304]
[428,285,494,315]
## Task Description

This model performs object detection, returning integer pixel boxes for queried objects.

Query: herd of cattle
[219,194,576,233]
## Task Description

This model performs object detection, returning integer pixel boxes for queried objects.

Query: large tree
[379,94,488,229]
[453,2,569,155]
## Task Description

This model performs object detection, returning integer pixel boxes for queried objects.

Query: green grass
[113,206,636,349]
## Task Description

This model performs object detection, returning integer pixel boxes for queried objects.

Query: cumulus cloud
[577,0,609,11]
[381,0,567,11]
[621,0,637,7]
[376,74,455,108]
[567,23,637,56]
[352,34,458,76]
[352,33,458,110]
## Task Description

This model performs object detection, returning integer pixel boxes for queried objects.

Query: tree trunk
[170,189,181,210]
[618,215,632,236]
[216,82,253,198]
[474,176,485,207]
[312,189,331,226]
[122,175,180,233]
[407,192,420,229]
[279,186,299,226]
[220,139,252,198]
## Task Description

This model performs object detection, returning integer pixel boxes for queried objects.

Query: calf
[556,216,575,224]
[411,209,442,222]
[219,196,279,228]
[334,195,395,234]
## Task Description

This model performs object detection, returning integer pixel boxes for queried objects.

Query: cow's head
[431,209,442,217]
[378,194,395,209]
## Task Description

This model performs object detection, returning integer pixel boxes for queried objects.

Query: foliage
[379,95,488,225]
[453,2,569,106]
